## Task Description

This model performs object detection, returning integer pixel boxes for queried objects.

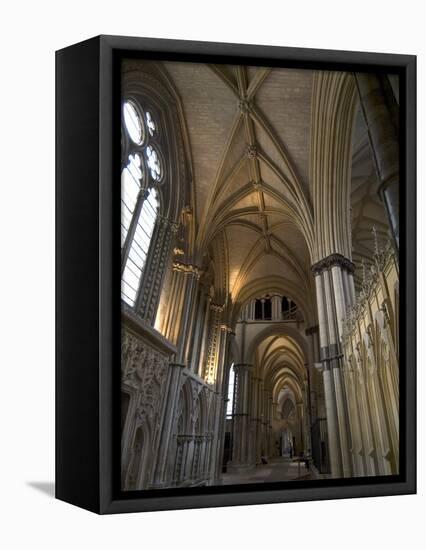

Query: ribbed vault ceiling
[162,62,391,311]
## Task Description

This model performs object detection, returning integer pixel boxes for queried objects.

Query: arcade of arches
[120,58,400,490]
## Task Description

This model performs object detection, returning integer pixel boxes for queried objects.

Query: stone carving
[311,253,355,275]
[246,145,258,159]
[204,304,223,384]
[238,98,251,114]
[138,216,178,323]
[172,260,202,279]
[122,329,168,424]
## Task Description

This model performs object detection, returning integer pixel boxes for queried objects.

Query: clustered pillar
[312,253,356,478]
[229,363,253,471]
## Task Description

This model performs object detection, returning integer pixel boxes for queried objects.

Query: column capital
[210,302,225,312]
[172,260,202,279]
[311,253,355,275]
[158,215,180,233]
[220,324,234,335]
[313,361,325,373]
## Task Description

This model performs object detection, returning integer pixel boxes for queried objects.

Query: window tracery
[121,99,164,307]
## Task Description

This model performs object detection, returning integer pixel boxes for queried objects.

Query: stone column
[297,401,305,455]
[305,326,320,441]
[197,294,211,377]
[272,295,282,320]
[312,253,355,478]
[162,268,186,344]
[190,289,208,374]
[211,328,233,482]
[261,298,265,320]
[151,362,185,487]
[228,363,254,471]
[203,303,224,385]
[354,73,399,250]
[302,380,312,453]
[255,378,263,463]
[314,271,342,477]
[184,276,203,369]
[137,217,178,323]
[170,262,201,365]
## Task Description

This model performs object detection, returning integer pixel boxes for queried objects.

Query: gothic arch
[231,275,315,327]
[311,71,358,261]
[246,324,309,363]
[126,421,152,490]
[122,60,192,224]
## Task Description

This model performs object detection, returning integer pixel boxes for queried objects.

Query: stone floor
[221,457,312,485]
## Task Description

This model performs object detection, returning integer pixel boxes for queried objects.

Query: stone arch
[311,71,358,261]
[231,275,315,327]
[122,60,192,224]
[126,421,152,490]
[246,324,309,365]
[177,378,193,435]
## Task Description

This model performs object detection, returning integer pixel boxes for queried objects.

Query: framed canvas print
[56,35,416,514]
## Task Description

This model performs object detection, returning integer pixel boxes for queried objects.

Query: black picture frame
[56,35,416,514]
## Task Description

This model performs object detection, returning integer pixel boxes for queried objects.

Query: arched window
[226,364,235,417]
[254,296,272,320]
[121,99,163,307]
[282,296,299,320]
[263,297,272,320]
[254,299,262,320]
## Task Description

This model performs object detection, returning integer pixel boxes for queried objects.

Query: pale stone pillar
[241,303,247,321]
[332,365,352,476]
[271,295,281,320]
[212,329,234,481]
[314,271,342,477]
[203,302,223,384]
[187,284,206,372]
[137,217,178,324]
[170,263,200,365]
[331,265,347,340]
[302,380,312,453]
[151,362,185,487]
[296,401,305,455]
[197,294,211,377]
[312,254,356,478]
[228,363,254,470]
[162,268,186,343]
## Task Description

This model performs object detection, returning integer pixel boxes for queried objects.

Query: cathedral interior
[120,58,400,490]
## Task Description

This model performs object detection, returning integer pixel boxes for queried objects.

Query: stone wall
[341,248,399,476]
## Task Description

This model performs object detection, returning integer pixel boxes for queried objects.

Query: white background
[0,1,423,548]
